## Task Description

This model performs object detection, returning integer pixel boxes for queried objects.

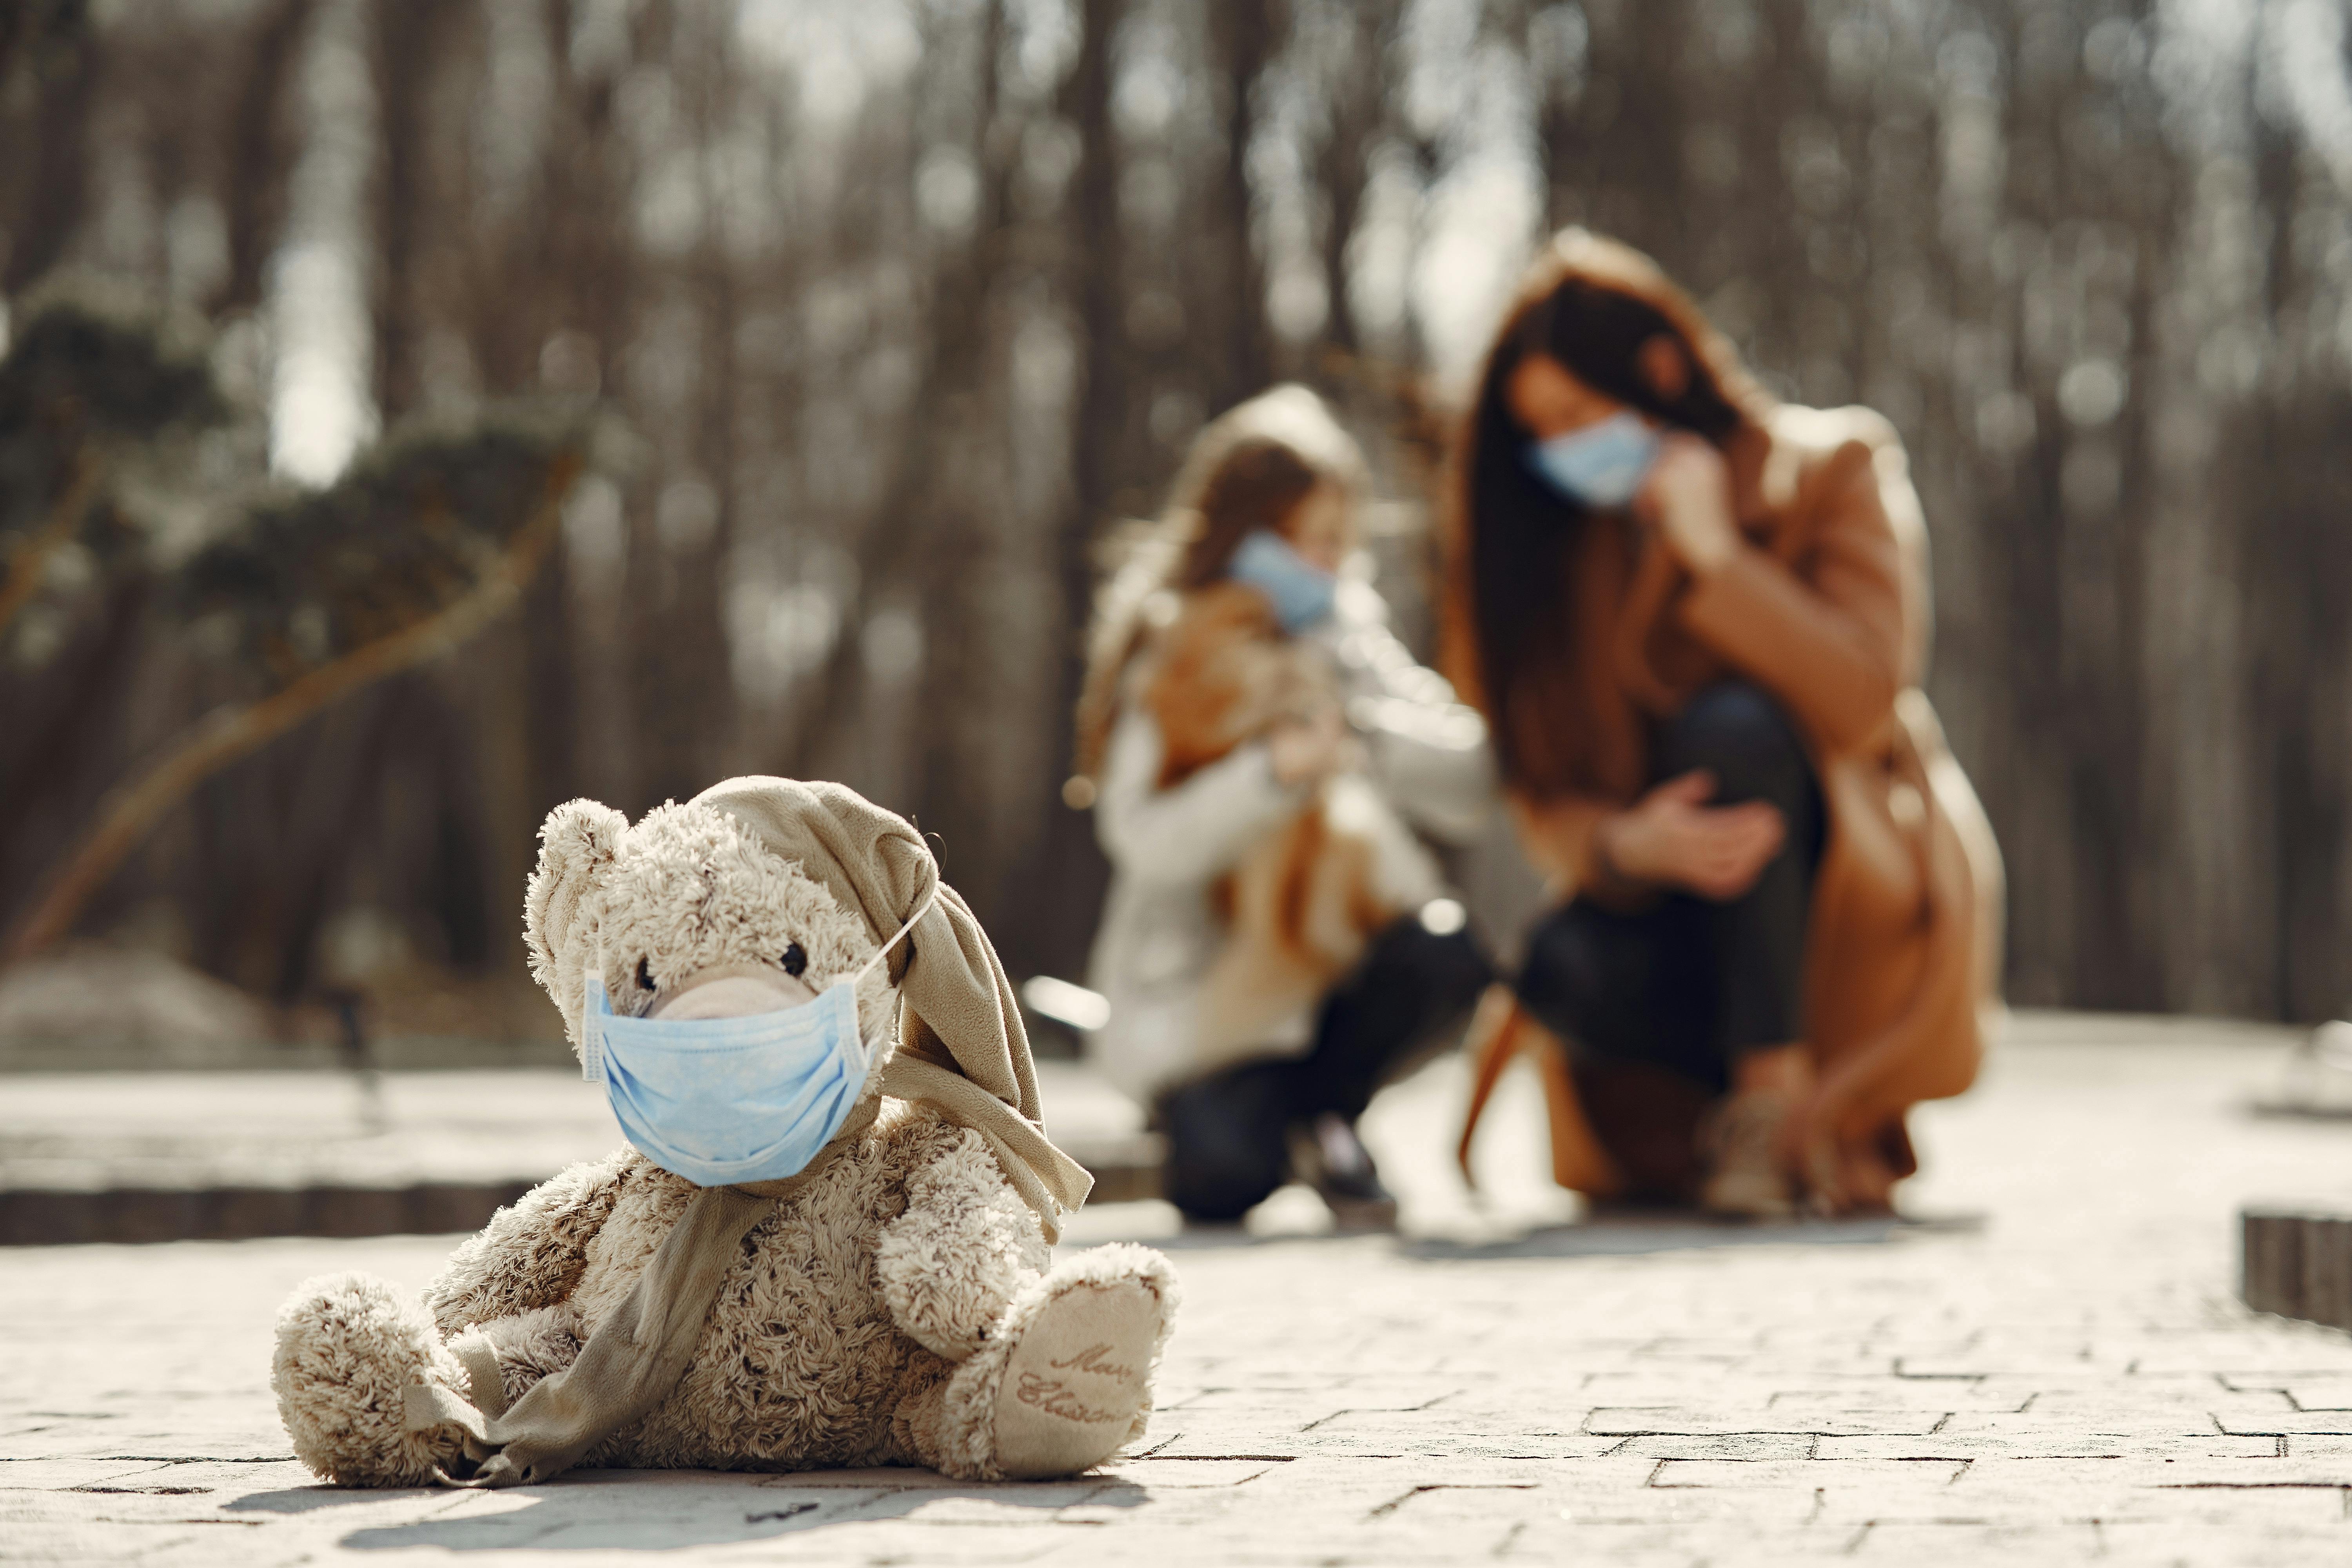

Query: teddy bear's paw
[991,1277,1161,1479]
[980,1246,1177,1481]
[271,1272,472,1487]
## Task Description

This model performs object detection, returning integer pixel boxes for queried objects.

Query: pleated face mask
[1227,528,1339,634]
[581,889,936,1187]
[1524,410,1661,510]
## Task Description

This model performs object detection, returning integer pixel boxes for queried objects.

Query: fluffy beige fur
[271,796,1176,1486]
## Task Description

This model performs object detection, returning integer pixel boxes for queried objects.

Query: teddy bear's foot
[928,1243,1178,1481]
[271,1273,475,1487]
[991,1270,1163,1479]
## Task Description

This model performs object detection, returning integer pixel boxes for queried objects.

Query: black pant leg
[1515,895,1724,1093]
[1158,908,1492,1221]
[1158,1061,1296,1221]
[1651,681,1827,1056]
[1293,911,1494,1124]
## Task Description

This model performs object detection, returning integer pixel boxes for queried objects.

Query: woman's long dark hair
[1448,232,1768,799]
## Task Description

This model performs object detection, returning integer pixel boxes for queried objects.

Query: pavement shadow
[226,1485,442,1515]
[323,1468,1147,1551]
[1070,1211,1987,1258]
[1401,1210,1985,1261]
[1139,1223,1383,1253]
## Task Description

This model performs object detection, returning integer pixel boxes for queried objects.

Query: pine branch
[1,450,582,965]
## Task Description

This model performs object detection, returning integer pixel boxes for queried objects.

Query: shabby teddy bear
[271,777,1177,1487]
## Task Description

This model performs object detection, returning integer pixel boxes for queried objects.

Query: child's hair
[1069,385,1367,793]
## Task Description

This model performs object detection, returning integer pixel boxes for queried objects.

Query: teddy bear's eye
[636,957,656,991]
[780,943,807,978]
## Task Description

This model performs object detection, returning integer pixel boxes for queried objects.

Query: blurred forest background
[1,0,2349,1047]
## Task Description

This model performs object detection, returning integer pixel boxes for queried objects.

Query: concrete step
[0,1061,1161,1245]
[2241,1207,2352,1330]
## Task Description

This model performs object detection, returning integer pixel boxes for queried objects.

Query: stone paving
[6,1012,2352,1564]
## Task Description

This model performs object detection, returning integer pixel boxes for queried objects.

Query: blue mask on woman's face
[1525,411,1661,509]
[1229,529,1338,633]
[581,891,934,1187]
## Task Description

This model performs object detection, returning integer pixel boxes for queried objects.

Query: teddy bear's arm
[421,1148,634,1338]
[876,1126,1051,1362]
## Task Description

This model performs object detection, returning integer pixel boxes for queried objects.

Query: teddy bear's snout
[648,968,818,1021]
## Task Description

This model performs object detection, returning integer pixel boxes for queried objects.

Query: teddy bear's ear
[524,799,628,1006]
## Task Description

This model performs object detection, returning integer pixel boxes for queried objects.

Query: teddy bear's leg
[271,1273,475,1486]
[917,1244,1179,1481]
[883,1352,960,1469]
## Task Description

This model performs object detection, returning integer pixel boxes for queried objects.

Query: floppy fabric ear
[691,776,1093,1236]
[525,799,628,1049]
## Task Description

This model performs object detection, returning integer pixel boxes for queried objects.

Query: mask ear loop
[853,882,941,987]
[838,882,941,1070]
[581,935,608,1085]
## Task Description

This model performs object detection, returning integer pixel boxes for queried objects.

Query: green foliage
[0,279,224,546]
[179,406,589,682]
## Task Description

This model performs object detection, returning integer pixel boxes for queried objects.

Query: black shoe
[1292,1112,1399,1230]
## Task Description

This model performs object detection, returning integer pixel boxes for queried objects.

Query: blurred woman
[1072,385,1495,1224]
[1445,232,2003,1217]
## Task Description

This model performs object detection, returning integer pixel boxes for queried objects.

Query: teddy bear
[270,777,1178,1488]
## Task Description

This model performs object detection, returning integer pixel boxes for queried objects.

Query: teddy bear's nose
[648,970,817,1020]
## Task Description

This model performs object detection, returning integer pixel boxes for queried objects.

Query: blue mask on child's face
[580,892,934,1188]
[1525,411,1661,510]
[1228,529,1338,633]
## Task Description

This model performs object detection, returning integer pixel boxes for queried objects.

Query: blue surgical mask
[580,892,935,1187]
[1525,411,1661,509]
[1228,529,1338,634]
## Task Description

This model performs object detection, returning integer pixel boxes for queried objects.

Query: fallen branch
[1,450,582,964]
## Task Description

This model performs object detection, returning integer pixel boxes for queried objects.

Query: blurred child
[1070,386,1494,1224]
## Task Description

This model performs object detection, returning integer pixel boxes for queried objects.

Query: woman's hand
[1267,704,1352,787]
[1597,769,1785,900]
[1637,432,1740,575]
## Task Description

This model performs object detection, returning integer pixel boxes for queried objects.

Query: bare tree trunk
[261,683,403,998]
[776,17,1018,791]
[0,571,149,913]
[2,3,100,293]
[211,0,318,316]
[1063,0,1125,557]
[2242,110,2351,1019]
[904,0,1023,906]
[1204,0,1282,411]
[645,11,745,805]
[1011,0,1129,980]
[370,0,460,419]
[1548,0,1690,272]
[516,0,628,821]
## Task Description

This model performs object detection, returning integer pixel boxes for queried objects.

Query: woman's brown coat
[1448,238,2003,1207]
